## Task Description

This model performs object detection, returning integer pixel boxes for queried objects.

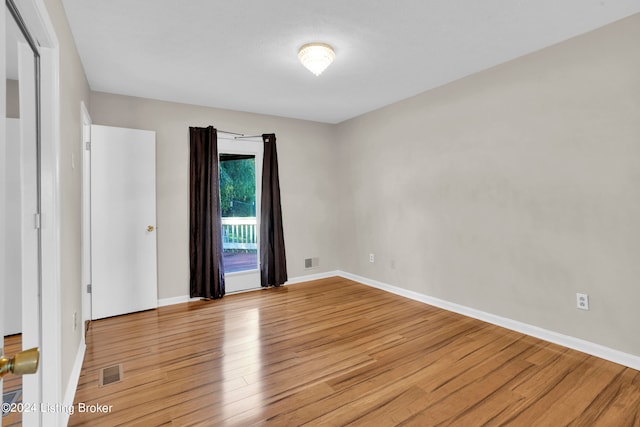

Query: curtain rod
[217,129,262,140]
[217,129,244,136]
[234,135,262,139]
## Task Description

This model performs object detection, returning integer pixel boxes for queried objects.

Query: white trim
[0,0,6,360]
[39,36,63,427]
[226,287,262,296]
[80,101,92,331]
[61,342,85,426]
[17,37,41,427]
[218,138,263,293]
[338,271,640,371]
[3,4,64,425]
[158,295,194,307]
[157,270,341,307]
[16,0,63,424]
[15,0,56,48]
[285,270,341,285]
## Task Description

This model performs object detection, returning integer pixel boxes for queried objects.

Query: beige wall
[89,93,340,299]
[44,0,91,394]
[336,14,640,356]
[46,2,639,393]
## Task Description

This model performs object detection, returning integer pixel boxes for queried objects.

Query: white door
[218,137,263,293]
[4,119,22,336]
[2,4,43,424]
[91,125,158,320]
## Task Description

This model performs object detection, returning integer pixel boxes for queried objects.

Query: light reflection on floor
[222,307,263,422]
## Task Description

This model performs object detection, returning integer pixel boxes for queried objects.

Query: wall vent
[304,257,319,270]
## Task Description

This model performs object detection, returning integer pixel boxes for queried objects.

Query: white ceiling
[61,0,640,124]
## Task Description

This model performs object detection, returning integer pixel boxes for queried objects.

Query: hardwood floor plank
[500,358,629,426]
[68,277,640,426]
[401,359,534,426]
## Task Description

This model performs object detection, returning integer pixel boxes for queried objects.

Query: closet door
[91,125,158,320]
[2,4,43,425]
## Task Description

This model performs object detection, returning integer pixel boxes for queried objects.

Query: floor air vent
[99,364,123,387]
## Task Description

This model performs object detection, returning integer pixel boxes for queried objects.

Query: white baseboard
[61,341,86,426]
[157,270,341,307]
[338,271,640,371]
[285,270,341,285]
[158,294,194,307]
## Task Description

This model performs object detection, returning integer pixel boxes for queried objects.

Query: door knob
[147,225,154,232]
[0,347,39,378]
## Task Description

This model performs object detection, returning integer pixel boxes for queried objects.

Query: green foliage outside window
[219,156,256,217]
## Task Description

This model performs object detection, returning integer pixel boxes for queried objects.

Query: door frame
[81,102,92,333]
[16,33,41,427]
[0,0,6,365]
[218,136,263,293]
[1,0,62,425]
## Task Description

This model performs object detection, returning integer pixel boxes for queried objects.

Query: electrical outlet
[73,312,78,331]
[576,293,589,310]
[369,253,375,263]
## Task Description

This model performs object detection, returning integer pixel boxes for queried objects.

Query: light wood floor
[69,277,640,426]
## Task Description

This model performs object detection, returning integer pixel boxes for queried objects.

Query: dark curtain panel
[189,126,225,298]
[260,133,288,287]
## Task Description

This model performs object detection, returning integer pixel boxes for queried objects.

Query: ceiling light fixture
[298,43,335,76]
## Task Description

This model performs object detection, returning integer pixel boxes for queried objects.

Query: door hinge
[34,213,41,229]
[85,141,91,151]
[87,284,92,294]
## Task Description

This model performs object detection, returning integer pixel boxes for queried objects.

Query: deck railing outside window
[222,217,257,251]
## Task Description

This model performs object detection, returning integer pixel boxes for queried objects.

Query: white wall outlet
[73,312,78,331]
[576,293,589,310]
[369,253,375,263]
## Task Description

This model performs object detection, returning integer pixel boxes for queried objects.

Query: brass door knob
[0,347,39,378]
[147,225,154,232]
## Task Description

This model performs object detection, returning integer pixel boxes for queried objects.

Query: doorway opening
[218,137,263,293]
[220,153,258,273]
